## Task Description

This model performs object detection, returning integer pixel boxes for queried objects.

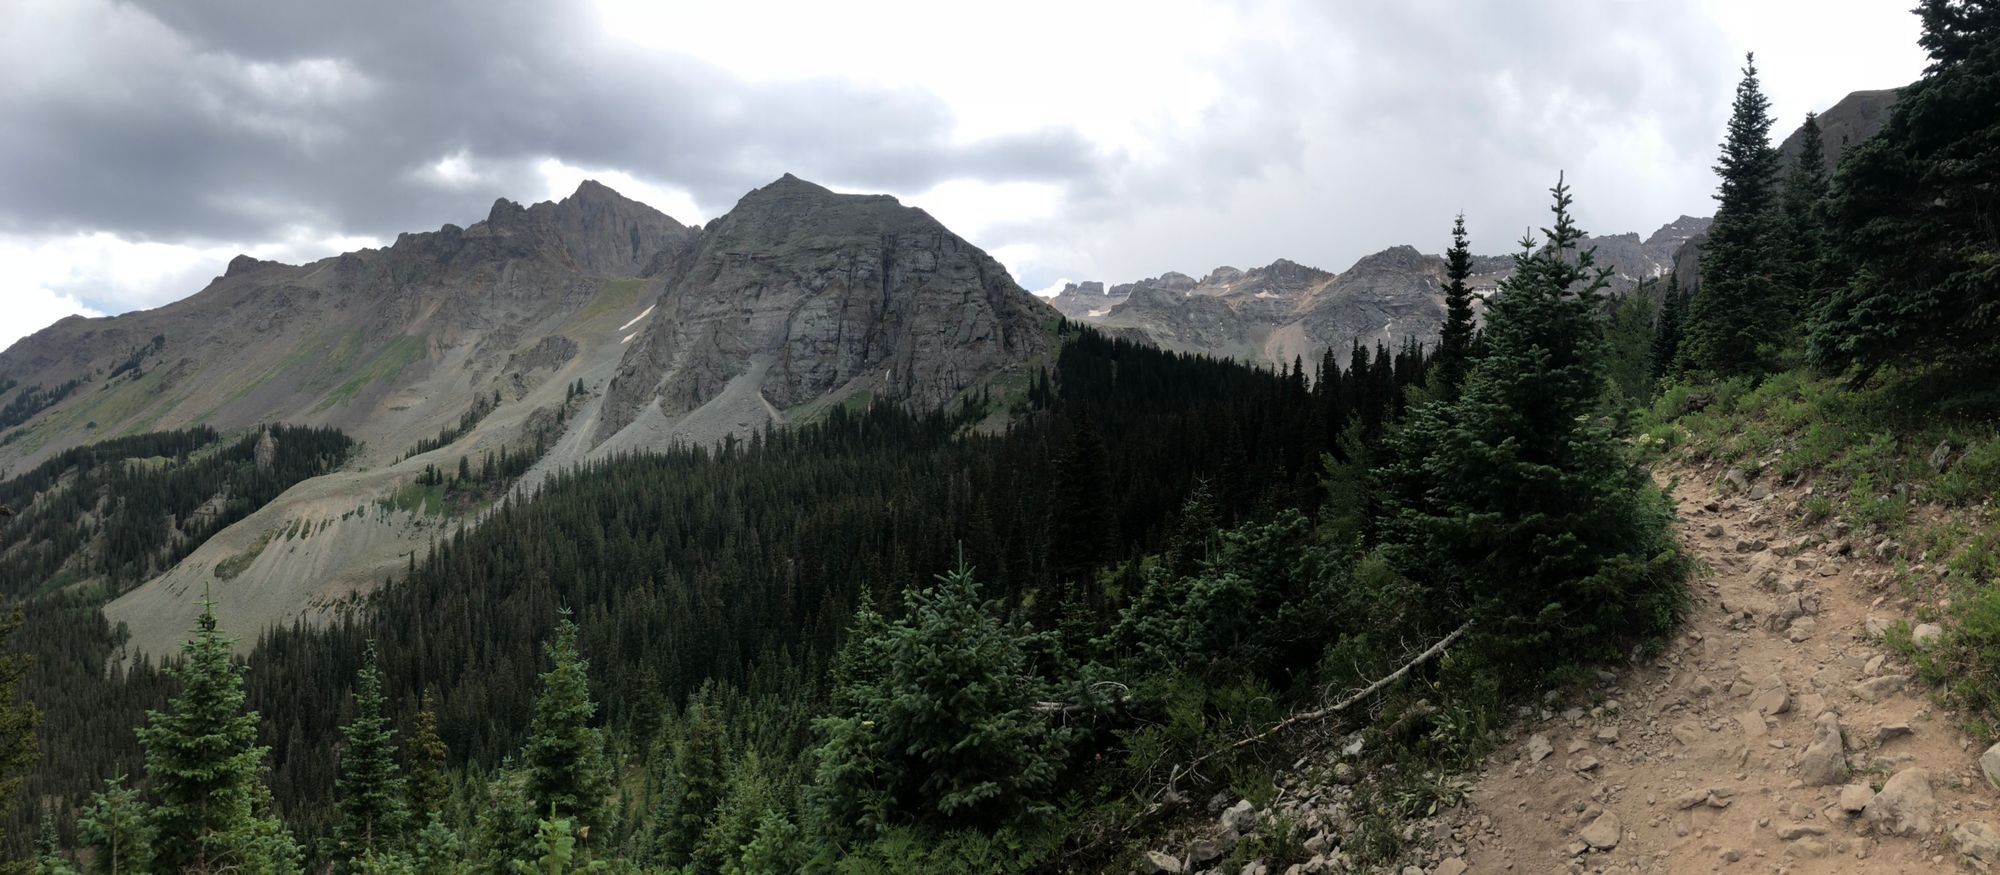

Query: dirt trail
[1440,462,1999,874]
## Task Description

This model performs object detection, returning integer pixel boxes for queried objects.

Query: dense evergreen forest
[0,3,1991,871]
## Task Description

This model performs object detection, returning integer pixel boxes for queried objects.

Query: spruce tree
[727,809,804,875]
[1435,214,1478,399]
[1651,271,1687,385]
[809,562,1064,836]
[1809,1,2000,377]
[650,684,728,870]
[32,816,74,875]
[78,775,151,875]
[403,693,450,827]
[1780,111,1831,316]
[0,611,38,874]
[1681,53,1785,376]
[689,752,768,875]
[522,617,612,847]
[136,600,298,873]
[334,642,409,867]
[1380,178,1684,685]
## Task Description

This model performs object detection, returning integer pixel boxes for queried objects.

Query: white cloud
[1,288,104,351]
[0,227,386,353]
[0,0,1936,337]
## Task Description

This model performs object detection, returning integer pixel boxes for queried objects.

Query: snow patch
[618,304,655,332]
[621,332,637,344]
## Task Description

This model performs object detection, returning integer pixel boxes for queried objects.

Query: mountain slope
[0,175,1054,658]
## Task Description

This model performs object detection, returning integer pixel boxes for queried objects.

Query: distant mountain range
[1048,215,1710,367]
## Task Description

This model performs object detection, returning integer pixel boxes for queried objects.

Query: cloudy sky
[1,0,1928,350]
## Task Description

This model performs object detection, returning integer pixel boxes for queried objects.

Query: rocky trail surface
[1439,462,2000,874]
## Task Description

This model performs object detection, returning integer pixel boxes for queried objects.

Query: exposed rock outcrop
[594,174,1050,444]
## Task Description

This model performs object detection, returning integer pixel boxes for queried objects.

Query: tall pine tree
[1780,111,1831,317]
[1380,178,1685,686]
[136,600,299,873]
[1809,1,2000,378]
[403,693,450,829]
[522,616,612,847]
[1651,271,1688,385]
[333,642,409,867]
[1681,53,1785,376]
[1435,214,1479,399]
[78,776,151,875]
[649,684,728,871]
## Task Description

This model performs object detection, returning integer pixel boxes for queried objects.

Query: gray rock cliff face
[595,174,1050,441]
[1048,281,1124,319]
[1779,88,1900,177]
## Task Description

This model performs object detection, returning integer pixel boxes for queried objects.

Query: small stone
[1912,623,1944,648]
[1736,538,1768,553]
[1527,733,1554,763]
[1931,440,1955,473]
[1876,723,1913,744]
[1719,847,1743,862]
[1579,811,1622,850]
[1787,617,1818,641]
[1674,789,1710,810]
[1750,684,1790,716]
[1777,822,1826,840]
[1954,822,2000,863]
[1572,755,1601,772]
[1220,799,1257,834]
[1839,784,1874,814]
[1595,727,1619,744]
[1434,859,1469,875]
[1190,831,1235,864]
[1140,850,1183,874]
[1799,711,1846,786]
[1865,768,1936,837]
[1979,742,2000,789]
[1705,524,1725,538]
[1852,674,1907,703]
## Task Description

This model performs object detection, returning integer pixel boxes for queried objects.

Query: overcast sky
[0,0,1928,350]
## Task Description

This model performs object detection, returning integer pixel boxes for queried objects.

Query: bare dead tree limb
[1188,621,1473,769]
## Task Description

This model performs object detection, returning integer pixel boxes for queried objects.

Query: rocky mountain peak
[1202,266,1244,286]
[594,173,1049,445]
[1644,216,1711,249]
[1345,244,1430,275]
[225,254,273,277]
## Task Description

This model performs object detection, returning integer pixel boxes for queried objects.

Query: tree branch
[1192,621,1473,767]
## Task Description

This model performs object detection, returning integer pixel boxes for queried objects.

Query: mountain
[593,174,1050,450]
[1778,87,1900,177]
[0,175,1053,658]
[1059,219,1706,367]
